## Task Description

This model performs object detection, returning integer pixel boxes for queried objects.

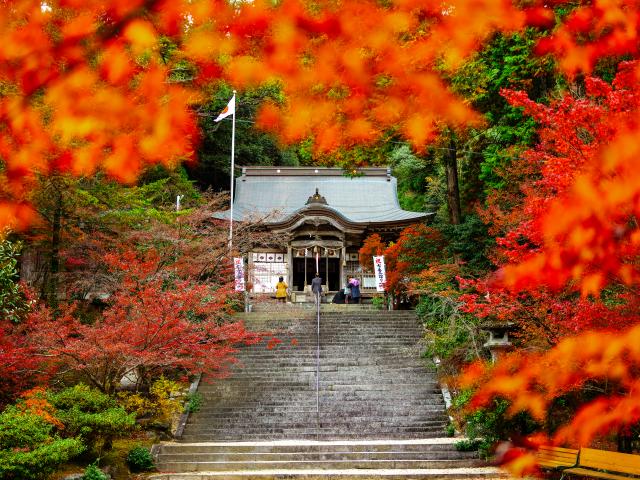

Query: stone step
[179,430,448,441]
[193,403,446,410]
[157,440,466,454]
[175,428,443,443]
[196,397,444,404]
[159,310,487,477]
[149,468,503,479]
[184,422,448,432]
[156,459,487,473]
[197,387,442,394]
[178,434,449,442]
[156,451,478,463]
[201,374,436,380]
[192,406,446,415]
[191,411,445,419]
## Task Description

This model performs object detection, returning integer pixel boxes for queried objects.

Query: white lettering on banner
[373,255,386,292]
[234,257,245,292]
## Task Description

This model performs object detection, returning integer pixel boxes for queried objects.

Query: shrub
[48,385,135,452]
[186,392,202,413]
[455,438,482,451]
[450,392,539,459]
[444,422,456,437]
[371,295,386,310]
[417,294,483,375]
[83,461,108,480]
[119,377,184,423]
[126,446,154,472]
[0,405,84,480]
[149,377,183,421]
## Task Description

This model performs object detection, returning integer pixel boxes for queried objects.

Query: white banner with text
[373,255,386,292]
[234,257,245,292]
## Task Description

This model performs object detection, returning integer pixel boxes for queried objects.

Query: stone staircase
[151,308,501,479]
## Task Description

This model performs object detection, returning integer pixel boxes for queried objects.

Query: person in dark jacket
[311,273,323,306]
[349,277,361,304]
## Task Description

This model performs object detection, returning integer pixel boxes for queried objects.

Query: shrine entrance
[292,256,341,292]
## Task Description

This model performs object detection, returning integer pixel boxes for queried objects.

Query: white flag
[214,95,235,122]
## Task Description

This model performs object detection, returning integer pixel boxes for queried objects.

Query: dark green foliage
[449,29,558,194]
[313,136,396,170]
[186,392,202,413]
[449,29,557,116]
[126,446,154,472]
[83,462,108,480]
[48,385,135,452]
[444,422,456,437]
[0,406,84,480]
[371,295,386,310]
[191,83,301,191]
[0,236,30,324]
[454,438,482,452]
[440,215,494,274]
[453,393,539,459]
[390,144,432,212]
[75,167,200,230]
[418,294,481,366]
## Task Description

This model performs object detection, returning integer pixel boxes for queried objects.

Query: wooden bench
[536,445,579,470]
[562,447,640,479]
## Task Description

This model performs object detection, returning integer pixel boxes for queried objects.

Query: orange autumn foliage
[17,388,64,429]
[460,324,640,451]
[358,233,386,273]
[499,62,640,295]
[2,0,623,232]
[458,61,640,475]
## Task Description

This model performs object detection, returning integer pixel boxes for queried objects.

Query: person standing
[349,277,361,304]
[275,276,288,303]
[311,272,323,306]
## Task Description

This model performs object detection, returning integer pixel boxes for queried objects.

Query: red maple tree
[20,249,260,394]
[458,61,640,475]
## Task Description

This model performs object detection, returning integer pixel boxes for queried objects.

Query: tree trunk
[445,138,462,225]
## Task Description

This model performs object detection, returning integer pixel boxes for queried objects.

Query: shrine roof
[214,166,432,225]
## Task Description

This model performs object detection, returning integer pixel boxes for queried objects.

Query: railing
[315,290,321,440]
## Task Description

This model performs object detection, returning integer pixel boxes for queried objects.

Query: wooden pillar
[324,247,329,292]
[340,245,346,290]
[304,252,307,288]
[287,245,293,291]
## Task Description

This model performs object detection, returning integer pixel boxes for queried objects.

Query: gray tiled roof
[214,167,430,224]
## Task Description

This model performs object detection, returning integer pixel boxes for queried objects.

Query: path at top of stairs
[152,308,503,479]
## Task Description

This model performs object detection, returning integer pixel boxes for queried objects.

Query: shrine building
[216,167,431,300]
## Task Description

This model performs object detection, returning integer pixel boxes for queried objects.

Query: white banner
[373,255,386,292]
[233,257,245,292]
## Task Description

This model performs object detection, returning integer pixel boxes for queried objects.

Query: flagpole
[228,90,236,253]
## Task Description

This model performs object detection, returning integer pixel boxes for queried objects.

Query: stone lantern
[481,321,516,362]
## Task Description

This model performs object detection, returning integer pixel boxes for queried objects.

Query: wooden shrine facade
[215,167,432,296]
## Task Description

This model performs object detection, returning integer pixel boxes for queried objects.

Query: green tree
[48,385,135,453]
[449,29,558,194]
[191,83,301,190]
[24,166,201,303]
